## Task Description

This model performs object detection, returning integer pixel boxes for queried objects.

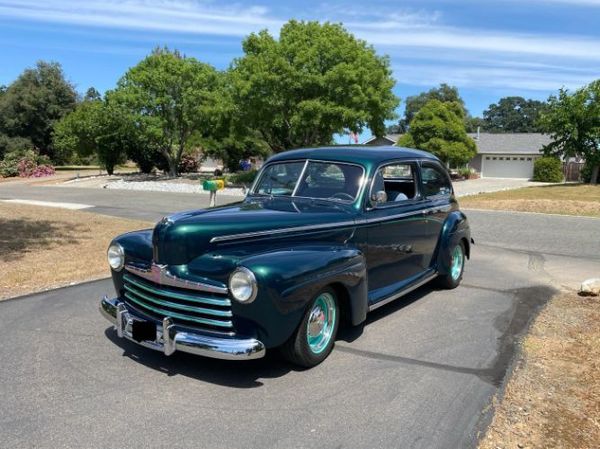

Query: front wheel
[280,287,339,368]
[437,241,465,289]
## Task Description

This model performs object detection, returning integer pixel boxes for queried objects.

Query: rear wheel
[437,241,465,289]
[280,287,339,368]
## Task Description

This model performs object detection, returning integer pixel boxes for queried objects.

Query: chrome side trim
[124,263,228,295]
[368,272,437,312]
[210,205,452,243]
[209,220,357,243]
[100,297,266,360]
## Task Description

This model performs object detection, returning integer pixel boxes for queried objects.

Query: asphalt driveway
[1,204,598,448]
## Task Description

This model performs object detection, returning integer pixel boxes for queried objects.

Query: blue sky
[1,0,599,140]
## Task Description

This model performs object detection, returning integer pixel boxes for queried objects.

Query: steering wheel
[328,192,354,201]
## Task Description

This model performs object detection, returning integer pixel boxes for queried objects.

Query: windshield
[253,160,364,202]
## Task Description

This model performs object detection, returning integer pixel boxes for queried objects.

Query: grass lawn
[479,292,600,448]
[460,184,600,217]
[0,203,151,300]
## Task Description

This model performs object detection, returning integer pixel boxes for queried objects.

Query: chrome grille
[122,273,233,332]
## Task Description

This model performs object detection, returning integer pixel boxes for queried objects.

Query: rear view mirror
[371,190,387,207]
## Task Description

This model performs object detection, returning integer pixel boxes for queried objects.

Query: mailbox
[202,179,224,192]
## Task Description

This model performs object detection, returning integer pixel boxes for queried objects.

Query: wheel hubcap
[306,293,336,354]
[450,245,464,281]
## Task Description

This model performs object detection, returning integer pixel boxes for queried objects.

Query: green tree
[465,116,486,133]
[230,20,399,152]
[393,84,466,133]
[539,80,600,184]
[0,61,77,160]
[483,96,547,133]
[397,99,477,166]
[53,97,134,174]
[112,48,221,176]
[84,87,101,102]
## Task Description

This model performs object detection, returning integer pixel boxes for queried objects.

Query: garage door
[482,155,536,178]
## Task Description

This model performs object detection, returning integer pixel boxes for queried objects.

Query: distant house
[363,132,553,179]
[467,133,551,178]
[361,134,401,146]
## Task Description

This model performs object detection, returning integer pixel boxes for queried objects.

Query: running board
[368,272,438,312]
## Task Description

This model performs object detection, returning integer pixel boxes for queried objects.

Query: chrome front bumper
[99,296,265,360]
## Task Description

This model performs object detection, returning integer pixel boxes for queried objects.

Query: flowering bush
[17,157,37,177]
[0,150,56,178]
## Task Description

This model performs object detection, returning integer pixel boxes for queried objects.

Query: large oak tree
[112,48,222,176]
[230,20,399,152]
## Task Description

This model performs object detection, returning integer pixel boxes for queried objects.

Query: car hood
[152,197,356,265]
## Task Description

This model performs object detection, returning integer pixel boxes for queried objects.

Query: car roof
[267,146,440,167]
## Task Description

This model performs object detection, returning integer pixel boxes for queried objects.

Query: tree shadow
[103,328,293,388]
[0,218,86,262]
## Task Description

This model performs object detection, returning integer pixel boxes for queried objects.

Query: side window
[370,162,417,206]
[420,163,452,198]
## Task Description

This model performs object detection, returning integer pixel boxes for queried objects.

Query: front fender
[435,211,471,275]
[234,245,367,348]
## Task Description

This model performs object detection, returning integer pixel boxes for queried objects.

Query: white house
[363,132,552,179]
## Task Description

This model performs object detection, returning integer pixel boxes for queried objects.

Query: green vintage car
[100,146,471,367]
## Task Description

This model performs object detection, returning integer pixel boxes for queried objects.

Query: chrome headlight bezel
[228,267,257,304]
[107,243,125,272]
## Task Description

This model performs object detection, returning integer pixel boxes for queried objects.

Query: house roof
[468,133,551,155]
[361,134,401,145]
[361,132,552,156]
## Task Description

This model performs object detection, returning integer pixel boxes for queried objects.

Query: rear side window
[420,163,452,198]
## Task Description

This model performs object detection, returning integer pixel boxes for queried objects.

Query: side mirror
[371,190,387,207]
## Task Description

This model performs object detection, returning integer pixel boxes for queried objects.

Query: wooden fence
[563,162,584,182]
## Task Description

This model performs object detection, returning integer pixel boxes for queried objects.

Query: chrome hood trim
[209,220,357,243]
[124,263,228,295]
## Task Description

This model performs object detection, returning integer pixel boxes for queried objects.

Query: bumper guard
[100,296,265,360]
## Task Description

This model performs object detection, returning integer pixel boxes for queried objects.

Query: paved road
[0,183,241,221]
[1,185,599,448]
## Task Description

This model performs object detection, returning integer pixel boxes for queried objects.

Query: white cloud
[354,26,600,61]
[0,0,598,92]
[391,62,598,91]
[0,0,281,36]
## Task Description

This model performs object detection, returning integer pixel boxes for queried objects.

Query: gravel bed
[104,179,246,196]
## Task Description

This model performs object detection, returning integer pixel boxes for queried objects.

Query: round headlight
[107,243,125,271]
[229,267,257,303]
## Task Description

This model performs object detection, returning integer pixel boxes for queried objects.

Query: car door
[418,161,454,266]
[364,161,435,301]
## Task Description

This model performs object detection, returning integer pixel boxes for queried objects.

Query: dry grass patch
[0,203,151,300]
[461,184,600,217]
[479,292,600,449]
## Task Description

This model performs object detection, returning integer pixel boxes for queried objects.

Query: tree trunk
[591,164,599,185]
[168,158,177,177]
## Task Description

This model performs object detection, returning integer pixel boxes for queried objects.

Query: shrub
[0,159,18,177]
[228,169,258,185]
[178,154,199,173]
[533,157,563,182]
[0,149,55,178]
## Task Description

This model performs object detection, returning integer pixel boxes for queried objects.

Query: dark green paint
[110,146,471,348]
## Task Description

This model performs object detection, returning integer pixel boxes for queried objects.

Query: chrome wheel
[450,244,464,281]
[306,292,337,354]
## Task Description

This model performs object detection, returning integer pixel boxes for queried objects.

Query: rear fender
[435,211,471,276]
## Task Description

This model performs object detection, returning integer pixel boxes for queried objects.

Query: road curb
[0,276,111,303]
